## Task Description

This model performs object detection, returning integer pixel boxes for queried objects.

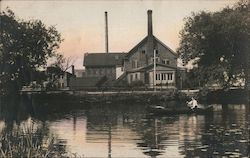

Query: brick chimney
[71,65,75,76]
[147,10,153,36]
[146,10,155,63]
[105,11,109,53]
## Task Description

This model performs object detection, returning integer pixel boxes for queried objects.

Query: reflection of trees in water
[0,95,67,157]
[85,103,180,158]
[0,95,32,125]
[179,104,249,158]
[85,103,153,158]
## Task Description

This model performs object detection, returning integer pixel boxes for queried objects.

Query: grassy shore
[0,124,67,158]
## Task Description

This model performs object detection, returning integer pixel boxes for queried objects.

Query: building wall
[156,42,177,67]
[127,72,143,84]
[85,67,116,80]
[116,66,124,79]
[149,70,175,85]
[148,66,176,87]
[75,70,85,78]
[124,40,177,71]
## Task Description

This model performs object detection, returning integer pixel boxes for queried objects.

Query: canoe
[147,105,213,115]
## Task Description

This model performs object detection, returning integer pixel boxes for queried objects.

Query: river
[0,95,249,157]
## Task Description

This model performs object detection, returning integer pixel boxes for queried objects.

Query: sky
[1,0,238,69]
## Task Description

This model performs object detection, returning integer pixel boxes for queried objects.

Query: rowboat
[147,105,213,115]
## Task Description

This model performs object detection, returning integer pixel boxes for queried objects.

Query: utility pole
[153,49,156,92]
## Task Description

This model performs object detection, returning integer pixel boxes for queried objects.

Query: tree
[0,9,62,95]
[49,54,76,72]
[177,0,250,89]
[45,54,76,90]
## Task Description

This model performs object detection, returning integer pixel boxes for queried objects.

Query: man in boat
[187,97,198,110]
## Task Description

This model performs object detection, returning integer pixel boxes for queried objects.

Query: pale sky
[1,0,238,69]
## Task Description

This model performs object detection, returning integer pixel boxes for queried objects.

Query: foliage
[130,80,144,87]
[49,54,76,72]
[177,0,250,88]
[0,9,62,95]
[0,123,67,158]
[46,54,76,90]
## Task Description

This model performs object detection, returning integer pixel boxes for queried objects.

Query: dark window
[167,73,173,80]
[135,73,138,80]
[152,57,160,63]
[142,50,146,54]
[155,50,159,55]
[130,74,133,82]
[162,59,170,65]
[156,74,161,80]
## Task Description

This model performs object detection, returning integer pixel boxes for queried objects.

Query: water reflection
[0,94,249,157]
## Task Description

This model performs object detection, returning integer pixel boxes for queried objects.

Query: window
[155,73,161,80]
[130,74,133,82]
[161,73,166,80]
[132,60,138,68]
[135,73,138,80]
[154,50,159,55]
[167,73,173,80]
[162,59,170,65]
[151,57,160,63]
[141,50,146,54]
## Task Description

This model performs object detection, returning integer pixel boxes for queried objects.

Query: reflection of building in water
[178,115,204,156]
[178,115,204,141]
[128,116,179,158]
[85,106,146,157]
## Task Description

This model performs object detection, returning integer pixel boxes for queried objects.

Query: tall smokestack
[147,10,153,36]
[105,11,109,53]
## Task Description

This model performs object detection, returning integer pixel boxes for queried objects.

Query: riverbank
[18,88,249,105]
[20,89,188,105]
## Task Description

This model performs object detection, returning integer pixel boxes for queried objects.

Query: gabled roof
[127,63,177,73]
[125,35,178,58]
[84,52,126,67]
[154,36,178,57]
[125,36,148,58]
